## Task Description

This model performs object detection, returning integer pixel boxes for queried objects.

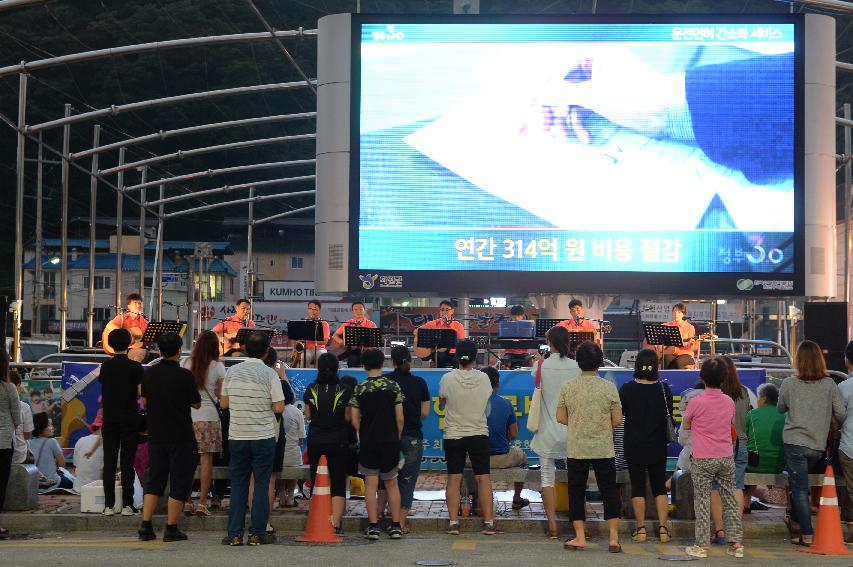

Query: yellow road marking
[451,540,477,550]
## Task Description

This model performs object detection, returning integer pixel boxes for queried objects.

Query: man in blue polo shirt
[483,367,529,510]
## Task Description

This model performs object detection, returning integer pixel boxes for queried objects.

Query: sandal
[608,543,622,553]
[712,529,726,545]
[547,529,559,540]
[195,504,211,517]
[446,522,460,536]
[631,526,647,542]
[0,527,9,540]
[658,525,671,543]
[183,502,195,516]
[564,538,585,550]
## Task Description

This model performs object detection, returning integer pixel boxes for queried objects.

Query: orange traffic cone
[800,465,853,556]
[295,455,342,544]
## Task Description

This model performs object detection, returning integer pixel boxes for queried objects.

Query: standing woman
[720,357,754,517]
[182,330,226,516]
[530,326,580,539]
[303,353,351,534]
[778,340,846,546]
[0,348,22,538]
[619,348,673,543]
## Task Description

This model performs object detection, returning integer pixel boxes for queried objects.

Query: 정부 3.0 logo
[359,274,378,290]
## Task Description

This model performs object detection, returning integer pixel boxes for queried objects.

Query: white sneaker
[121,506,138,516]
[685,545,708,558]
[103,507,114,517]
[726,544,745,558]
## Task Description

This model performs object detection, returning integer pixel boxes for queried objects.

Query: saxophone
[289,341,305,367]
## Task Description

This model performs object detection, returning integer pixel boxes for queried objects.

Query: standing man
[99,329,144,517]
[501,305,533,369]
[102,293,149,361]
[137,333,201,542]
[329,301,377,368]
[385,345,431,534]
[220,331,285,546]
[301,300,330,366]
[211,299,256,355]
[414,300,466,368]
[482,367,529,510]
[350,348,405,540]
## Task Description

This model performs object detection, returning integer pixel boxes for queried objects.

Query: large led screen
[351,16,803,295]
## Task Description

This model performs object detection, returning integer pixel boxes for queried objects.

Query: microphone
[682,316,692,321]
[574,315,581,325]
[443,315,451,325]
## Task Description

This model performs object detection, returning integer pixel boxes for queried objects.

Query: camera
[538,344,550,354]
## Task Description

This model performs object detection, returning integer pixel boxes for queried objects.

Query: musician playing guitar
[556,298,600,346]
[328,301,377,368]
[643,302,699,369]
[102,292,149,362]
[211,299,256,355]
[413,300,466,368]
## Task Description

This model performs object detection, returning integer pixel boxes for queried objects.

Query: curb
[0,513,789,539]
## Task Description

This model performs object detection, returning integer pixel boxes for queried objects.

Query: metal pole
[147,177,315,207]
[709,302,717,356]
[115,147,125,310]
[138,166,147,297]
[252,204,316,226]
[123,160,315,193]
[0,30,316,79]
[71,113,316,161]
[87,125,100,348]
[777,300,784,353]
[247,186,254,303]
[164,188,316,218]
[33,132,43,334]
[157,184,165,320]
[59,104,71,352]
[0,0,47,11]
[186,251,194,343]
[12,71,27,362]
[100,134,316,176]
[845,104,852,336]
[27,82,316,134]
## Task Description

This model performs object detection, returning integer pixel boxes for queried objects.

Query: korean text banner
[285,367,766,469]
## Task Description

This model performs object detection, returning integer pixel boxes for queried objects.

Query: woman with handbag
[618,349,674,543]
[182,330,226,516]
[529,326,579,539]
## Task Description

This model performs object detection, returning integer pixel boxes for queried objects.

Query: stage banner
[59,362,102,452]
[284,367,766,469]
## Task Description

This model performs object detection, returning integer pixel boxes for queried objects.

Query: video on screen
[357,22,796,274]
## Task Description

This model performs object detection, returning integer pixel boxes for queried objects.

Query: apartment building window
[291,256,304,270]
[42,271,56,299]
[83,275,111,290]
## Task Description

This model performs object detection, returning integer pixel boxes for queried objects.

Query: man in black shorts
[350,348,404,540]
[439,340,498,535]
[137,333,201,542]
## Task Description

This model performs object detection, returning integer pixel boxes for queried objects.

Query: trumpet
[290,341,305,367]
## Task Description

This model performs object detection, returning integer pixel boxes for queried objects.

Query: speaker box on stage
[803,302,848,353]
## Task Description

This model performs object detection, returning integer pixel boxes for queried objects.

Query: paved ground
[1,531,851,566]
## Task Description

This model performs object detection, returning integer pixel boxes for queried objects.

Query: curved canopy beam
[99,133,315,175]
[124,160,315,193]
[254,205,315,226]
[146,175,316,206]
[0,29,316,79]
[70,112,315,160]
[26,81,315,133]
[164,189,316,219]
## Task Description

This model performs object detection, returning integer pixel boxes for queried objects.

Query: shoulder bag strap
[536,359,553,418]
[660,381,672,421]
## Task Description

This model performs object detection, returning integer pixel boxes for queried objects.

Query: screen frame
[348,13,805,296]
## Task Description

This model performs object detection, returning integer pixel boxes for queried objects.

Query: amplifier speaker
[803,302,847,353]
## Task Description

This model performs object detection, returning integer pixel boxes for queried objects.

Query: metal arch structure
[7,27,319,360]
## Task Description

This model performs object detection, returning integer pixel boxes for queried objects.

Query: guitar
[102,319,146,356]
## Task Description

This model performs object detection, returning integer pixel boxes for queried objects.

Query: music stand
[567,331,596,353]
[344,326,381,348]
[234,327,275,349]
[642,323,684,348]
[141,321,187,345]
[416,329,458,368]
[535,319,564,338]
[288,320,326,368]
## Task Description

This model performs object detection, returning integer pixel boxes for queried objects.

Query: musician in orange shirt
[211,299,256,354]
[414,300,466,368]
[329,301,378,368]
[643,303,698,369]
[557,299,600,346]
[102,293,148,361]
